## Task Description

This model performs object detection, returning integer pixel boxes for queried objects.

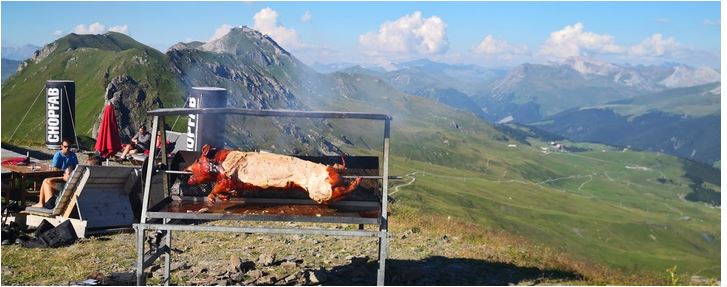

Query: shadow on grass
[323,256,583,285]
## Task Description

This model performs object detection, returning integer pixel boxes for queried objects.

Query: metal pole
[162,219,172,286]
[159,116,170,199]
[377,119,390,286]
[135,225,146,285]
[138,116,159,286]
[140,116,159,224]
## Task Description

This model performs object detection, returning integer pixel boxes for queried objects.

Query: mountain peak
[198,26,290,58]
[559,56,618,76]
[55,31,152,52]
[660,65,720,88]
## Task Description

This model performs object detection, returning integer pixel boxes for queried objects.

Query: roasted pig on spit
[185,144,362,204]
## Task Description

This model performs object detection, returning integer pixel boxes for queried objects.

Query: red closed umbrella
[94,103,122,159]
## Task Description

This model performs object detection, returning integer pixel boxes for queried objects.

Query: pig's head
[185,144,216,186]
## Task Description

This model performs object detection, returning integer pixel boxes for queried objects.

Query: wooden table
[2,161,64,205]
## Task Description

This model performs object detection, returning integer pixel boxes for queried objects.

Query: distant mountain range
[1,44,41,61]
[473,57,720,122]
[530,82,720,165]
[1,58,21,82]
[2,44,41,82]
[329,57,720,165]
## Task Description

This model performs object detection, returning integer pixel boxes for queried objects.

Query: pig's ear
[202,144,211,157]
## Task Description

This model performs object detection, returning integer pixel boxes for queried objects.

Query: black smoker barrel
[186,87,227,151]
[45,80,76,149]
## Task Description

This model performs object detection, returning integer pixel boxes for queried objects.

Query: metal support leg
[135,225,146,286]
[163,223,172,285]
[377,230,388,285]
[377,119,391,286]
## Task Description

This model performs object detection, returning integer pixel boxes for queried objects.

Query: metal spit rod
[155,170,402,180]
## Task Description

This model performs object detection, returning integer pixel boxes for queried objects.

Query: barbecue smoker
[134,108,392,285]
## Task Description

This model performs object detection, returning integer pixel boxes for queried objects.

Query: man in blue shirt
[51,140,78,170]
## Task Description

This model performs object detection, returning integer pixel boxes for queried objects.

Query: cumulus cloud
[73,22,129,35]
[703,19,720,26]
[108,25,129,35]
[74,22,106,34]
[301,11,312,22]
[253,7,302,49]
[359,11,448,57]
[628,33,680,57]
[538,22,624,60]
[209,24,234,41]
[474,35,529,60]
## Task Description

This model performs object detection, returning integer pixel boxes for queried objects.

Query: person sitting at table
[51,140,78,170]
[117,125,151,162]
[33,165,75,208]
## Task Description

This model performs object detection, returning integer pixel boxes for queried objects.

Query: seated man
[51,140,78,170]
[33,166,74,208]
[117,125,151,161]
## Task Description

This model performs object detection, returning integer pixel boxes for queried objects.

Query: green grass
[386,150,719,278]
[608,82,720,118]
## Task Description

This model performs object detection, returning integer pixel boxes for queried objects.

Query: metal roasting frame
[134,107,392,285]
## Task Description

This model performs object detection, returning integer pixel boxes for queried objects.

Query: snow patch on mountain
[660,66,720,88]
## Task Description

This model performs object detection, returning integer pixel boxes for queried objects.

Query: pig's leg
[208,183,231,203]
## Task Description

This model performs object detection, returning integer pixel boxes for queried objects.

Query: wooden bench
[18,165,141,237]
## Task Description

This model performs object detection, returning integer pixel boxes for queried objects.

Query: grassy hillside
[1,32,185,144]
[283,71,720,278]
[387,147,720,277]
[606,82,720,117]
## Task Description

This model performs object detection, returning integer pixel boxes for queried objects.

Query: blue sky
[1,1,721,68]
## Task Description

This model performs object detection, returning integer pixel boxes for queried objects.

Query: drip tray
[146,196,381,225]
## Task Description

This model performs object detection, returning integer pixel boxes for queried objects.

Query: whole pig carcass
[185,144,362,204]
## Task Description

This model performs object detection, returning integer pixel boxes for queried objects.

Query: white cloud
[301,11,312,23]
[628,33,680,57]
[73,22,129,35]
[108,25,129,35]
[52,30,64,36]
[209,24,234,42]
[703,19,720,26]
[474,35,529,60]
[74,22,106,34]
[538,22,624,60]
[253,7,302,49]
[358,11,448,57]
[655,18,670,24]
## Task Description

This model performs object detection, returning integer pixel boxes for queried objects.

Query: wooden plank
[87,166,136,177]
[77,186,134,229]
[85,183,130,189]
[22,216,87,238]
[86,177,129,184]
[63,197,79,219]
[57,168,90,216]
